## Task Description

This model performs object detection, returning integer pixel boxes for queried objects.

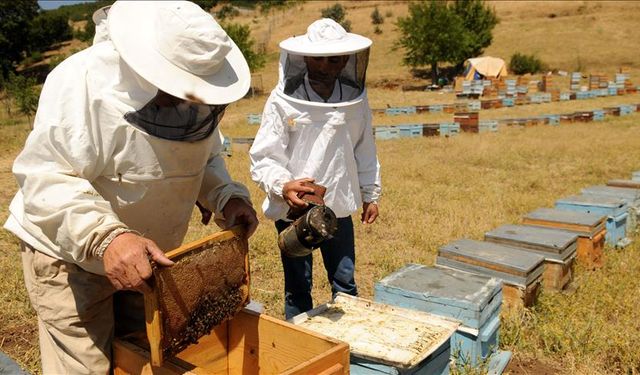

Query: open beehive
[144,226,250,366]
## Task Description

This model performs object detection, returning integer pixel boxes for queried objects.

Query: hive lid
[437,239,544,287]
[555,194,628,216]
[523,208,606,235]
[581,185,640,204]
[290,293,459,369]
[376,264,502,313]
[484,224,578,262]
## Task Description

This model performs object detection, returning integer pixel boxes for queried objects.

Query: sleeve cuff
[94,227,141,259]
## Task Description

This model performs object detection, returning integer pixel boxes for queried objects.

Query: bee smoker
[278,182,338,257]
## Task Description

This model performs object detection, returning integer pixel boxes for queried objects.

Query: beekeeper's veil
[278,18,371,105]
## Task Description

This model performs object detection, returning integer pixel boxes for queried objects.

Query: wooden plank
[113,338,197,375]
[143,289,163,366]
[607,179,640,189]
[228,310,348,374]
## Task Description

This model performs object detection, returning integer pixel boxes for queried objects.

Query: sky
[38,0,95,10]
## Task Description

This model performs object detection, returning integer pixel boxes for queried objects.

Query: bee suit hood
[276,18,371,107]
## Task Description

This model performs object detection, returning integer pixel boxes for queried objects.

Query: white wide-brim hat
[279,18,372,56]
[91,5,110,25]
[108,1,250,105]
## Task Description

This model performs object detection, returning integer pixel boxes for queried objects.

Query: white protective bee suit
[3,2,252,373]
[250,20,382,221]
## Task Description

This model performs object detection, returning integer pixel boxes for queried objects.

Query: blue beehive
[479,120,498,133]
[385,106,417,116]
[429,104,444,113]
[467,100,482,111]
[439,122,460,137]
[619,104,636,116]
[581,185,640,232]
[375,264,512,374]
[246,113,262,125]
[501,97,515,107]
[592,109,605,121]
[397,124,423,138]
[375,126,400,140]
[633,171,640,182]
[222,136,232,156]
[559,92,571,101]
[545,115,560,125]
[555,194,629,247]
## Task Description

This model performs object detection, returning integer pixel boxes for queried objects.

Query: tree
[5,72,39,127]
[221,23,265,72]
[29,11,73,52]
[451,0,498,69]
[396,1,465,83]
[321,3,351,32]
[0,0,39,77]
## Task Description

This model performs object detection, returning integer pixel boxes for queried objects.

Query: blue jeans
[276,216,358,319]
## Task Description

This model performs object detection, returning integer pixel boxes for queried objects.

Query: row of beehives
[372,103,640,140]
[244,84,640,125]
[454,72,637,98]
[350,171,640,375]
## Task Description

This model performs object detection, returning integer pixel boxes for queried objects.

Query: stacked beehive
[454,112,480,133]
[570,72,581,91]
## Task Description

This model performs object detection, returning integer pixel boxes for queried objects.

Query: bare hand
[361,202,379,224]
[103,232,174,293]
[223,198,259,238]
[282,178,316,208]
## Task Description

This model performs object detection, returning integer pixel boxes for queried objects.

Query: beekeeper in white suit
[4,1,258,373]
[250,18,382,319]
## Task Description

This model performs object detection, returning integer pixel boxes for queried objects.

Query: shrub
[217,4,239,21]
[371,7,384,25]
[509,52,545,75]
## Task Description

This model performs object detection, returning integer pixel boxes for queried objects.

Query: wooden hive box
[484,225,578,291]
[374,264,512,373]
[522,208,606,270]
[114,309,350,375]
[436,239,545,310]
[555,195,630,248]
[290,293,459,375]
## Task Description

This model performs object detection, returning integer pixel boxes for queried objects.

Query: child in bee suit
[250,18,382,319]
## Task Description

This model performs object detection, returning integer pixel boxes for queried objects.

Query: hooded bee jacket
[249,50,382,220]
[4,41,250,275]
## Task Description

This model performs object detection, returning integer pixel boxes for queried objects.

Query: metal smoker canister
[278,205,338,257]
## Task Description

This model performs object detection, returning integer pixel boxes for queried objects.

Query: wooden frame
[144,226,250,366]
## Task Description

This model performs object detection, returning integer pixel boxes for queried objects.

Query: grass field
[2,1,640,374]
